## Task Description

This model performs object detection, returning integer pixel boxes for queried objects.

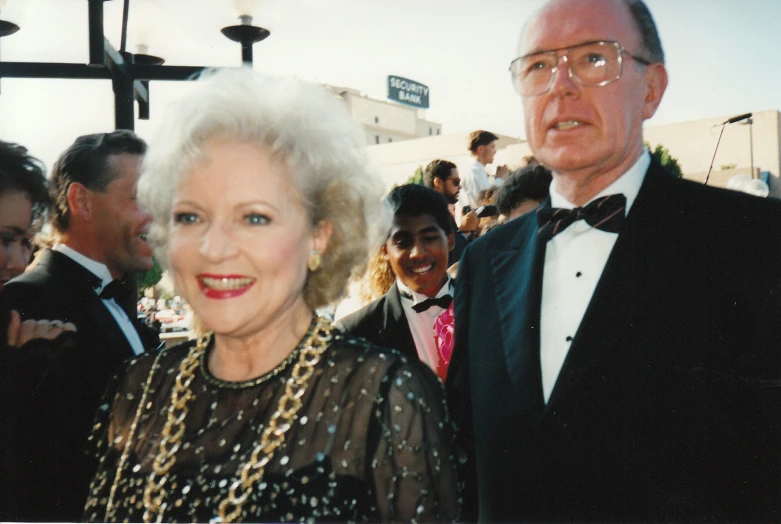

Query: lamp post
[742,118,755,178]
[0,0,271,130]
[221,14,270,66]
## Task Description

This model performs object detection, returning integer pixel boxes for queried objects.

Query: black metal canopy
[0,0,270,130]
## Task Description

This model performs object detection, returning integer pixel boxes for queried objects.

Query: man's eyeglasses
[509,40,651,97]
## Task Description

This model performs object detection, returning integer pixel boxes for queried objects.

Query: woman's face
[0,191,34,291]
[168,138,329,340]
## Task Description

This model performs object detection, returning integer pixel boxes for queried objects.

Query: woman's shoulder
[330,329,411,367]
[115,340,197,387]
[328,329,444,393]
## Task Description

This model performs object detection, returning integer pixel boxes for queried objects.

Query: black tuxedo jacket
[336,282,419,362]
[448,162,781,522]
[0,249,159,521]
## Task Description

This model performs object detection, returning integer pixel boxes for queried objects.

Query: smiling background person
[84,68,459,523]
[338,184,456,380]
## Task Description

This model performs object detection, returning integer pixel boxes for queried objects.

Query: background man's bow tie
[412,295,453,313]
[99,278,132,303]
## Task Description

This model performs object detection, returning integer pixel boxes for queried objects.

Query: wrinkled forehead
[519,0,639,56]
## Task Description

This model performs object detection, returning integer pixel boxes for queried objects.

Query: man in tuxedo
[448,0,781,521]
[338,184,455,379]
[1,130,160,521]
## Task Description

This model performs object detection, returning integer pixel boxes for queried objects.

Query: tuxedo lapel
[489,214,546,388]
[379,283,418,360]
[43,251,137,359]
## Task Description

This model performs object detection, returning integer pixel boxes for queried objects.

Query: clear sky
[0,0,779,170]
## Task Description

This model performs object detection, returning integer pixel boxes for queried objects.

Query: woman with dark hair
[0,140,76,343]
[0,140,77,520]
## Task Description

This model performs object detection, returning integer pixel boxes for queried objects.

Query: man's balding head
[517,0,667,205]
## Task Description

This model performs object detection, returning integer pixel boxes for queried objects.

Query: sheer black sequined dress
[84,321,460,522]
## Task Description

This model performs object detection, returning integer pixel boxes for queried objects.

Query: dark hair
[467,130,499,153]
[385,184,453,236]
[624,0,664,64]
[0,140,50,225]
[495,165,552,216]
[49,130,146,233]
[423,159,457,188]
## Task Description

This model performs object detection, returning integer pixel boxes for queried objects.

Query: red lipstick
[197,273,256,299]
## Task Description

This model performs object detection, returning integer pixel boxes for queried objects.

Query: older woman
[83,69,459,523]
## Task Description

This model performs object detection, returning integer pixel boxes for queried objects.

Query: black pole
[88,0,106,66]
[111,51,135,130]
[120,0,130,52]
[241,40,253,65]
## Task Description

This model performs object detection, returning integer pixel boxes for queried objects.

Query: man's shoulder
[336,293,390,334]
[3,261,58,300]
[467,211,535,254]
[3,250,95,316]
[661,174,781,230]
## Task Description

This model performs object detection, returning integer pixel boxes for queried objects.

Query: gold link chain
[135,317,333,523]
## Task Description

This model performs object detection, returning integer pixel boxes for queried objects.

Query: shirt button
[576,272,582,277]
[565,336,573,342]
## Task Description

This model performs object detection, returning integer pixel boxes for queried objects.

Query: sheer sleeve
[369,360,460,522]
[83,352,158,521]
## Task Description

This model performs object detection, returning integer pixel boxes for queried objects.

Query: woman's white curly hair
[138,67,390,308]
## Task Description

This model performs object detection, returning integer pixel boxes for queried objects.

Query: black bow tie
[99,278,132,304]
[537,194,626,242]
[411,295,453,313]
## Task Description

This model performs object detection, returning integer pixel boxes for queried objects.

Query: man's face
[91,153,153,277]
[519,0,666,192]
[383,214,453,298]
[478,141,497,165]
[434,168,461,205]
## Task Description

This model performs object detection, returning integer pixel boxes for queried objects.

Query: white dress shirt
[397,278,453,373]
[458,158,491,209]
[539,150,650,402]
[53,243,146,355]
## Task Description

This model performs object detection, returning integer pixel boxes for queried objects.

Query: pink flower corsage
[433,302,455,381]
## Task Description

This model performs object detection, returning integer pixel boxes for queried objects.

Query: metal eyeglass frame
[509,40,652,96]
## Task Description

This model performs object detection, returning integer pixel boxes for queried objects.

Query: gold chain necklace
[105,316,333,523]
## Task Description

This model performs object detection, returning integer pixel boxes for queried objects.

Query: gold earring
[308,250,322,272]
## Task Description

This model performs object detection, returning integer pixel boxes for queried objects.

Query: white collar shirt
[458,158,490,209]
[53,243,146,355]
[397,278,453,374]
[539,150,650,402]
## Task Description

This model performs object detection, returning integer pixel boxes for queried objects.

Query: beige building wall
[368,109,781,197]
[325,85,441,147]
[644,109,780,196]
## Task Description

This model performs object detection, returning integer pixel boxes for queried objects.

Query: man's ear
[66,182,93,221]
[446,231,455,251]
[642,63,668,120]
[433,177,445,193]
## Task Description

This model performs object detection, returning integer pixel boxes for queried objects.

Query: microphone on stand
[705,113,753,185]
[720,113,752,125]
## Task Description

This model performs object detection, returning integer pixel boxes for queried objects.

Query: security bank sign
[387,75,430,109]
